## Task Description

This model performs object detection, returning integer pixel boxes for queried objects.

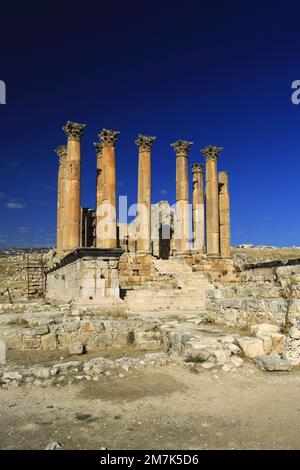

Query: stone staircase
[124,257,212,312]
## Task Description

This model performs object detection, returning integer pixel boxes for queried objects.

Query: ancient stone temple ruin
[46,121,232,308]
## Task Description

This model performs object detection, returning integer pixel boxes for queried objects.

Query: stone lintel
[98,129,120,147]
[201,145,223,162]
[135,134,156,152]
[45,247,124,275]
[171,140,193,156]
[63,121,86,141]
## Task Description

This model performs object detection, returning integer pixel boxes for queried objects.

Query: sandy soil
[1,364,300,450]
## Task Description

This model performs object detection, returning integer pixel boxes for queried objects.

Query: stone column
[191,163,205,252]
[171,140,193,254]
[135,134,156,253]
[54,145,67,253]
[98,129,120,249]
[218,171,231,257]
[94,141,103,248]
[63,121,86,252]
[201,145,223,257]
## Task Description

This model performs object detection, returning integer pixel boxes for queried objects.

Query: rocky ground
[1,247,300,449]
[1,365,300,450]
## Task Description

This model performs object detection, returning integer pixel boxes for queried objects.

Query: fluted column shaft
[63,121,86,252]
[191,163,205,251]
[55,146,67,252]
[94,142,103,248]
[202,145,223,257]
[171,140,193,254]
[135,134,156,253]
[99,129,119,249]
[218,171,231,257]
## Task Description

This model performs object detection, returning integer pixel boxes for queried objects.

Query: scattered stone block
[271,333,286,355]
[3,370,23,381]
[255,355,291,372]
[230,356,244,367]
[236,337,265,359]
[225,343,241,355]
[250,323,280,337]
[214,349,228,365]
[289,323,300,340]
[69,342,84,356]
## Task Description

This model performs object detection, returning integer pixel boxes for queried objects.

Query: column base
[207,253,221,258]
[136,250,151,255]
[175,250,192,257]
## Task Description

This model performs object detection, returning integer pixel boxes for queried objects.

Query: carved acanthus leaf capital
[192,163,204,181]
[191,163,204,174]
[135,134,156,152]
[98,129,120,147]
[63,121,86,141]
[171,140,193,156]
[54,145,67,164]
[94,141,103,155]
[201,145,223,162]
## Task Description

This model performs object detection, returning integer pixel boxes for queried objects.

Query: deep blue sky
[0,0,300,248]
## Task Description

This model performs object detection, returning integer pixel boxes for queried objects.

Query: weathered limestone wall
[46,249,124,305]
[119,252,158,289]
[206,263,300,328]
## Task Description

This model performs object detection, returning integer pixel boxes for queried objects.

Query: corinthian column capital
[191,163,204,174]
[54,145,67,165]
[94,141,103,155]
[135,134,156,152]
[171,140,193,156]
[98,129,120,147]
[63,121,86,141]
[201,145,223,162]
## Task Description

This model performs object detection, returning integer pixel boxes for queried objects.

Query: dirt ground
[1,364,300,450]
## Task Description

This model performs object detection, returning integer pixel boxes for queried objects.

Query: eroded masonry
[46,121,232,307]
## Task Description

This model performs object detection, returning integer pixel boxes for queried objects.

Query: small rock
[69,342,84,356]
[230,356,244,367]
[45,441,62,450]
[201,362,215,370]
[289,325,300,340]
[222,364,233,372]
